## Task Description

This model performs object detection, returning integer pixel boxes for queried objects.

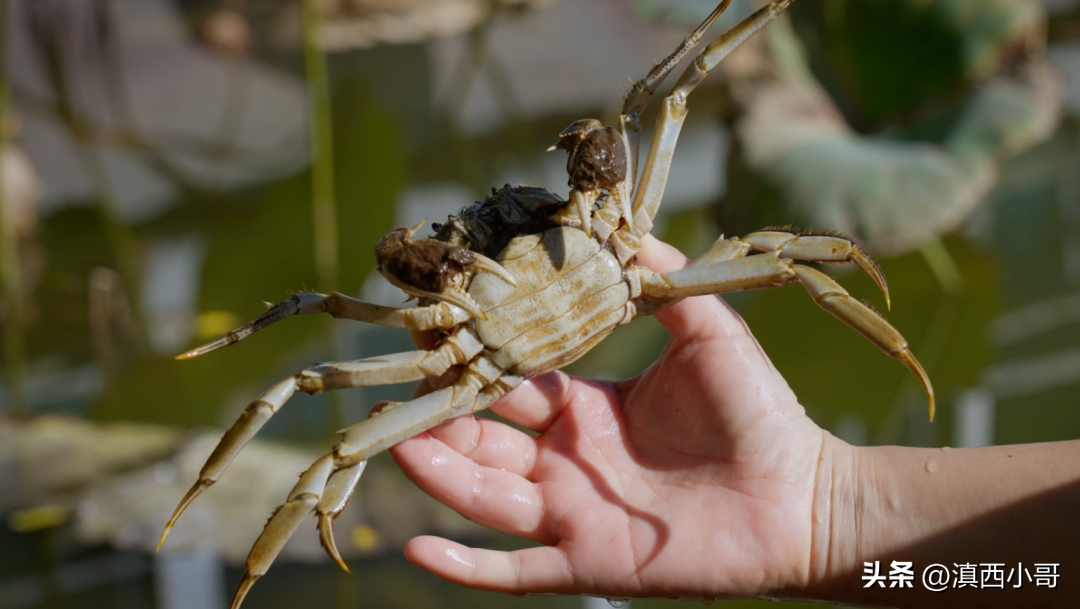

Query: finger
[390,433,546,540]
[488,371,615,433]
[405,536,574,595]
[635,233,756,344]
[486,370,575,432]
[425,415,538,478]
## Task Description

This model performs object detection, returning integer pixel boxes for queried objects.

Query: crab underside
[157,2,934,607]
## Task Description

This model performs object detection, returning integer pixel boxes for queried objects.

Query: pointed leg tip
[923,386,936,422]
[156,526,172,552]
[162,479,211,538]
[852,248,890,311]
[176,338,229,360]
[230,574,260,609]
[896,349,935,423]
[318,515,350,573]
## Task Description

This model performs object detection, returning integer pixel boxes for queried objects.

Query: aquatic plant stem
[0,0,29,415]
[302,0,339,291]
[301,0,348,436]
[919,238,963,295]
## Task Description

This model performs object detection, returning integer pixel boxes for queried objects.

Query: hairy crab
[158,1,934,607]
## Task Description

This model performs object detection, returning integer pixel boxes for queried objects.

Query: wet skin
[394,234,825,599]
[394,235,1080,607]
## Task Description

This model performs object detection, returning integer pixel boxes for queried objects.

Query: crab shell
[471,227,628,376]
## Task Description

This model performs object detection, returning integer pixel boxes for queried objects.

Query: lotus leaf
[717,0,1062,254]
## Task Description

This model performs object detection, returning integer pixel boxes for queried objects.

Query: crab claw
[469,252,517,287]
[375,222,516,320]
[381,273,488,320]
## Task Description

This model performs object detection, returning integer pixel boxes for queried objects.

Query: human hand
[390,234,841,601]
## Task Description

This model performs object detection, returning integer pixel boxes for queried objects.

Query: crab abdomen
[471,227,628,377]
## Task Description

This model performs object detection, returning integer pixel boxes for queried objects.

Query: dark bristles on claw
[761,224,853,239]
[761,225,891,309]
[850,248,891,310]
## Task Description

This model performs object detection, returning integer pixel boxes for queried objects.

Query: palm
[392,236,827,599]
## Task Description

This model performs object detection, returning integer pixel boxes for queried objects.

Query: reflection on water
[3,0,1080,608]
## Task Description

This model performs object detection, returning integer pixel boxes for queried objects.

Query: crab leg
[334,356,516,463]
[702,229,892,308]
[633,255,935,420]
[621,0,733,183]
[315,459,367,572]
[636,252,795,303]
[230,453,336,609]
[790,265,934,420]
[617,0,796,258]
[177,292,472,360]
[229,360,520,609]
[157,328,484,550]
[316,362,521,574]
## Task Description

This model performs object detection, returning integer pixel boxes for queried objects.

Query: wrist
[800,431,863,600]
[794,437,1080,607]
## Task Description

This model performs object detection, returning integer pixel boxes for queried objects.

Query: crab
[157,1,934,607]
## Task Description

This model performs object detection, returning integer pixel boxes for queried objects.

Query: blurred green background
[2,0,1080,608]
